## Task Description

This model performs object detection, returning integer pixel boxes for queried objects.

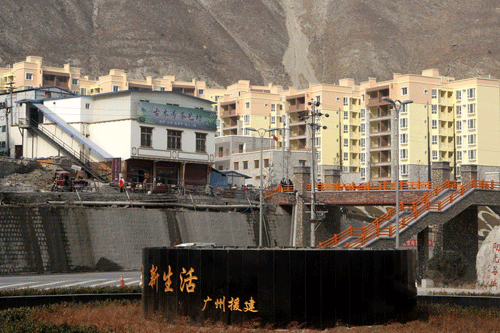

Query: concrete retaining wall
[0,206,292,274]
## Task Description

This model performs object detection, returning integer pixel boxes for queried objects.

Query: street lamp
[299,100,329,247]
[381,97,413,249]
[247,126,279,247]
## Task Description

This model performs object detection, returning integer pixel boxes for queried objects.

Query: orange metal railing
[318,179,499,248]
[264,180,432,197]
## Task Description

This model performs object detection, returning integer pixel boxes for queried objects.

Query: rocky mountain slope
[0,0,499,88]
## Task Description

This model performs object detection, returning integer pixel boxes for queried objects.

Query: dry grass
[25,301,500,333]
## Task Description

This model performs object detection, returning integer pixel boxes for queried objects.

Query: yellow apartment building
[0,56,208,99]
[217,80,284,137]
[0,56,83,94]
[283,82,355,182]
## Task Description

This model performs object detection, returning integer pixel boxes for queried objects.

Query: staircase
[319,179,500,248]
[29,119,111,183]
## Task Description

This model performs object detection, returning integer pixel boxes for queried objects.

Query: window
[1,125,5,132]
[244,128,250,136]
[456,90,462,101]
[271,116,276,124]
[360,138,366,148]
[432,150,438,160]
[218,147,224,157]
[85,103,90,109]
[234,162,239,170]
[140,127,153,147]
[400,104,408,113]
[401,87,408,96]
[160,87,166,91]
[456,105,462,116]
[432,120,438,129]
[316,151,321,161]
[467,103,476,115]
[400,148,408,160]
[315,95,321,104]
[113,85,120,92]
[299,160,306,166]
[361,94,365,103]
[431,89,437,98]
[315,137,321,147]
[361,167,366,178]
[264,159,269,168]
[468,134,476,145]
[467,119,476,130]
[71,78,79,86]
[343,125,348,133]
[467,88,476,99]
[167,130,182,150]
[360,108,366,119]
[432,135,438,145]
[456,135,462,146]
[25,72,33,80]
[360,153,366,163]
[431,105,437,114]
[343,152,349,161]
[360,123,365,134]
[400,117,408,129]
[196,133,207,152]
[344,138,349,147]
[456,120,462,131]
[254,160,259,168]
[400,164,409,176]
[243,161,248,169]
[400,133,408,144]
[243,114,250,124]
[80,88,87,95]
[456,150,462,161]
[343,97,349,106]
[198,89,204,95]
[468,149,476,160]
[245,102,250,109]
[344,111,348,119]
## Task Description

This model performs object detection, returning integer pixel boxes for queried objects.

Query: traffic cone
[120,275,125,287]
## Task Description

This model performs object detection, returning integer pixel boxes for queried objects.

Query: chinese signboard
[136,101,216,131]
[142,247,417,328]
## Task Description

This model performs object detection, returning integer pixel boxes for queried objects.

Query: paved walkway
[417,286,500,295]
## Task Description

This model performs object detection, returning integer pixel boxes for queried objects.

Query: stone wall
[0,205,292,274]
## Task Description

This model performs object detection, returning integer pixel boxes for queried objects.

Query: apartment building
[0,56,208,99]
[218,80,284,137]
[0,56,83,94]
[358,69,500,183]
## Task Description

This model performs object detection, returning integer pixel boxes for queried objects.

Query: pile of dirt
[0,168,56,192]
[0,156,43,178]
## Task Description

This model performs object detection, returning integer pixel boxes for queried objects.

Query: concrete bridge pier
[432,206,478,280]
[417,227,429,283]
[293,166,310,247]
[292,167,341,247]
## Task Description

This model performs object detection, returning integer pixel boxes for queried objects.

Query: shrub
[427,250,469,283]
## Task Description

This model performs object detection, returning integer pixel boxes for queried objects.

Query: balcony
[365,86,390,107]
[42,71,69,90]
[172,86,195,96]
[220,103,237,118]
[286,95,306,113]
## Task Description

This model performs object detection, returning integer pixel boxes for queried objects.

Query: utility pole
[300,100,329,247]
[5,81,14,157]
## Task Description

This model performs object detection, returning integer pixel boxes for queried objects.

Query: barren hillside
[0,0,499,88]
